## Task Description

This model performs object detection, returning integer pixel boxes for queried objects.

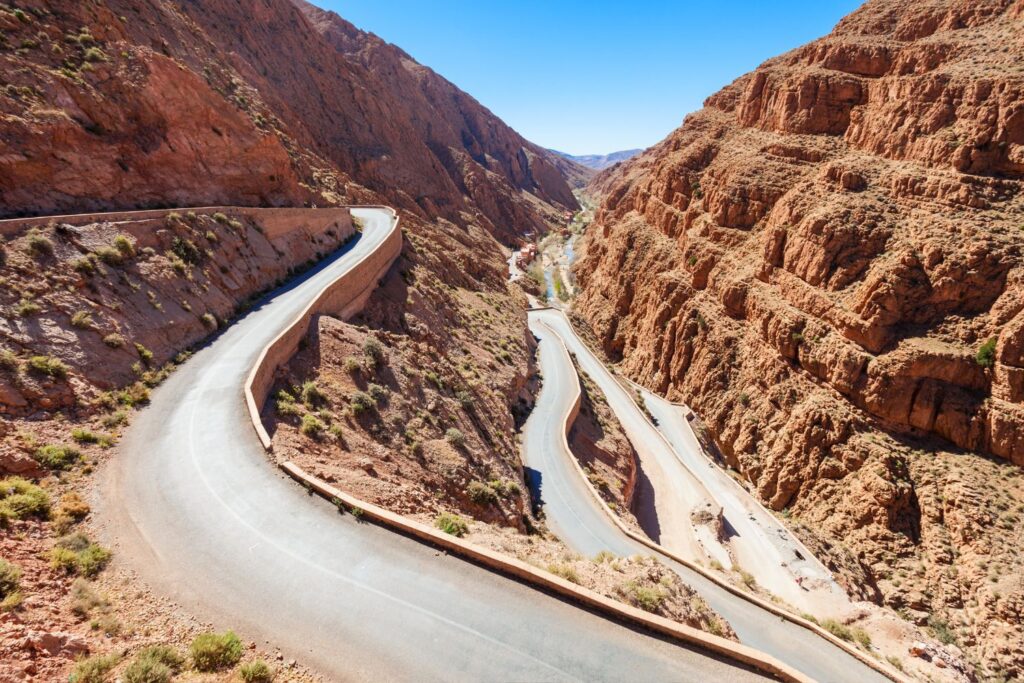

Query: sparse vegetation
[34,444,80,470]
[96,246,124,266]
[70,653,120,683]
[300,380,326,408]
[0,558,23,611]
[50,533,112,578]
[547,563,581,584]
[820,618,853,641]
[445,427,466,448]
[466,480,498,505]
[113,234,135,257]
[26,229,54,259]
[135,343,153,366]
[363,337,385,366]
[71,310,95,329]
[27,354,67,378]
[928,615,958,645]
[367,382,388,403]
[124,645,184,683]
[350,390,375,414]
[190,631,242,671]
[0,477,50,523]
[300,413,325,438]
[435,512,469,537]
[103,333,125,348]
[239,660,275,682]
[15,297,40,317]
[976,337,997,368]
[201,312,218,330]
[621,581,665,612]
[72,428,115,448]
[171,237,202,265]
[54,491,91,532]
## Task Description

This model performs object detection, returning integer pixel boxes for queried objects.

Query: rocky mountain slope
[575,0,1024,677]
[0,0,580,678]
[0,0,576,235]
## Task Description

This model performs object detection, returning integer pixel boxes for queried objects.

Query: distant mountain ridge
[550,149,644,171]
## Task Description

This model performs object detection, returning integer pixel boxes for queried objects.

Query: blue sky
[314,1,861,155]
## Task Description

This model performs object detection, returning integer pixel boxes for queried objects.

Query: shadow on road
[523,466,544,518]
[632,464,662,543]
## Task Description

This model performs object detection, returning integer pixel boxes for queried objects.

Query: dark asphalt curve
[525,311,891,683]
[96,208,769,682]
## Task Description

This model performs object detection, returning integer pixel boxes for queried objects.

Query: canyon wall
[0,0,579,239]
[576,0,1024,676]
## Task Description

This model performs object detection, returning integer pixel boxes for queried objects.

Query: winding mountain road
[96,208,769,682]
[524,310,890,683]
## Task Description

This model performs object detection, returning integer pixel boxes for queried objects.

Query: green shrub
[622,581,664,612]
[50,533,111,577]
[239,659,275,682]
[26,230,53,259]
[350,391,375,414]
[83,46,107,63]
[123,645,184,683]
[16,298,40,317]
[101,410,129,429]
[70,653,119,683]
[363,337,384,365]
[445,428,466,448]
[852,627,871,648]
[976,337,997,368]
[34,444,80,470]
[435,512,469,537]
[738,569,756,589]
[821,618,853,641]
[113,234,135,257]
[927,615,957,645]
[73,256,97,275]
[134,343,153,365]
[13,297,40,320]
[212,212,230,225]
[456,390,474,410]
[201,312,218,329]
[103,333,125,348]
[425,371,443,390]
[344,357,362,374]
[189,631,242,671]
[27,355,67,378]
[95,246,123,266]
[300,380,326,407]
[0,350,17,375]
[70,311,94,329]
[466,481,497,505]
[367,383,388,403]
[0,477,50,522]
[300,414,324,438]
[171,237,202,265]
[547,563,581,585]
[71,429,114,448]
[123,656,171,683]
[0,558,22,610]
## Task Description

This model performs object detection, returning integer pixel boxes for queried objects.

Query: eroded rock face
[576,0,1024,676]
[0,0,577,240]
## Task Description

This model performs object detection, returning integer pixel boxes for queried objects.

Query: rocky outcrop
[575,0,1024,676]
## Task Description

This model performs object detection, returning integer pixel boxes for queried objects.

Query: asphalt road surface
[524,310,890,683]
[96,208,769,682]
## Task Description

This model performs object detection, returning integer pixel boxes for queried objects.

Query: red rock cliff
[577,0,1024,675]
[0,0,577,241]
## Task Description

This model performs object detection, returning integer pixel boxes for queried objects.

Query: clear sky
[313,1,861,156]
